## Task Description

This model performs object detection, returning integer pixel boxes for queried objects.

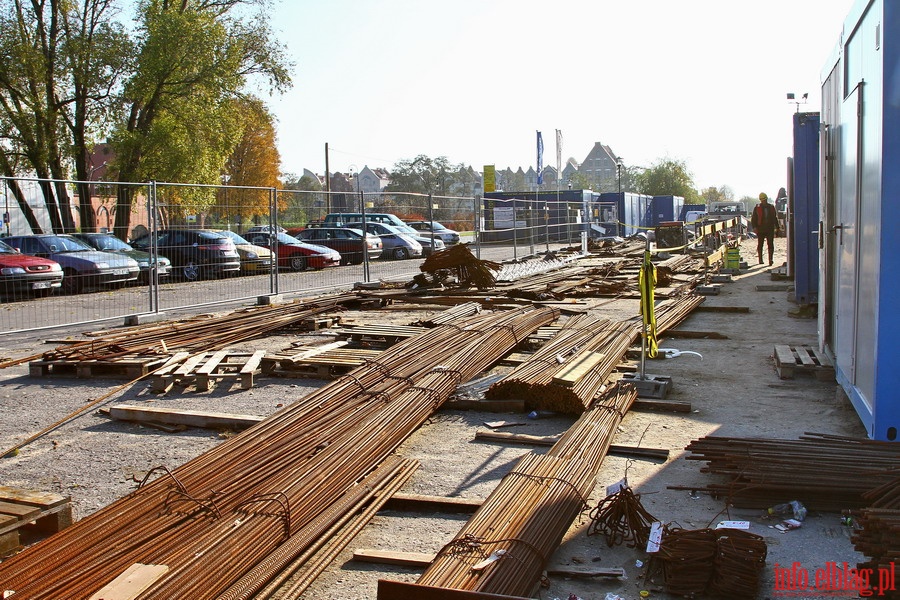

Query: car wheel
[61,269,83,294]
[289,255,307,271]
[182,260,202,281]
[393,247,409,260]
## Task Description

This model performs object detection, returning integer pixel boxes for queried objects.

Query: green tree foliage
[110,0,290,238]
[634,158,699,203]
[386,155,458,196]
[700,185,734,203]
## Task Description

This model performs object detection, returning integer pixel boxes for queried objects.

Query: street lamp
[616,158,624,194]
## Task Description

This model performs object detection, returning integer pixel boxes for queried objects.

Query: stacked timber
[419,243,500,289]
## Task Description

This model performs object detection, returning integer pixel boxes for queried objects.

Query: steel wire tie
[436,533,547,569]
[161,488,223,520]
[233,492,292,539]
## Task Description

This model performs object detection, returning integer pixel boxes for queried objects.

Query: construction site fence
[0,179,589,333]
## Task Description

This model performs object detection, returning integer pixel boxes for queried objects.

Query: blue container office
[599,192,652,236]
[647,196,685,227]
[820,0,900,440]
[790,112,820,306]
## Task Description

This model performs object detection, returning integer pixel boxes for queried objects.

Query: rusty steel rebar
[0,306,559,599]
[413,384,636,597]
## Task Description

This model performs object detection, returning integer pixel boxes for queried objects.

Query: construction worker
[751,192,779,265]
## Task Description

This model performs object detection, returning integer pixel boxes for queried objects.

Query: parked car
[323,212,406,228]
[0,238,63,297]
[246,225,286,234]
[392,222,445,255]
[129,229,241,281]
[244,231,341,271]
[406,221,461,245]
[5,234,139,294]
[214,230,274,274]
[345,222,422,260]
[295,227,383,265]
[72,232,171,283]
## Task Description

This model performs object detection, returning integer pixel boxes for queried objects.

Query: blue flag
[536,131,544,185]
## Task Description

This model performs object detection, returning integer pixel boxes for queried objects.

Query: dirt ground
[0,236,869,600]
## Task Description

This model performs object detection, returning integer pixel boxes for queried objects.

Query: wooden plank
[108,405,264,430]
[632,398,692,413]
[195,349,230,376]
[545,566,626,578]
[354,549,434,568]
[774,345,795,365]
[383,493,482,513]
[0,501,41,521]
[87,563,170,600]
[0,486,68,509]
[552,351,606,386]
[797,347,816,366]
[377,579,534,600]
[239,350,266,390]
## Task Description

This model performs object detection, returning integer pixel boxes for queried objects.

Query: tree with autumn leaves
[0,0,290,237]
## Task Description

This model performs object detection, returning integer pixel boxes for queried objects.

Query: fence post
[147,181,161,314]
[270,187,279,295]
[474,194,481,259]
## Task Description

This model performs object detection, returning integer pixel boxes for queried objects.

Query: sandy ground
[0,236,870,600]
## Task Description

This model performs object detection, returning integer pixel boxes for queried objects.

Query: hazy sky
[264,0,855,200]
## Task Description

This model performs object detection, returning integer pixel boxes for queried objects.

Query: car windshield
[44,236,92,252]
[90,235,132,251]
[218,230,250,245]
[273,232,302,244]
[0,240,17,254]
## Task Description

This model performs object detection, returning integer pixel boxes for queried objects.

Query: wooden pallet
[264,345,382,379]
[0,486,72,555]
[29,354,170,379]
[332,324,426,347]
[150,350,266,393]
[774,345,835,380]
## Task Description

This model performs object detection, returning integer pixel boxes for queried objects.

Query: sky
[263,0,856,200]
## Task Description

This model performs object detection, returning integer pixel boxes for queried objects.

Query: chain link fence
[1,178,593,333]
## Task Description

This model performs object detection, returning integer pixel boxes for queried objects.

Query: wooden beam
[354,549,434,568]
[107,405,264,430]
[87,563,169,600]
[383,493,483,513]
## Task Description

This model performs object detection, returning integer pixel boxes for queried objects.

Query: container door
[834,85,863,389]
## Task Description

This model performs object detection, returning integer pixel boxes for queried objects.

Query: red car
[244,231,341,271]
[0,238,64,296]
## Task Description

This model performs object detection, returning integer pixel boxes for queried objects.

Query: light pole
[616,158,624,195]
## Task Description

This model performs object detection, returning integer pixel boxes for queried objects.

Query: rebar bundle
[0,306,559,599]
[650,526,767,599]
[413,384,636,597]
[587,485,658,548]
[419,243,500,289]
[485,294,703,414]
[850,508,900,599]
[682,433,900,510]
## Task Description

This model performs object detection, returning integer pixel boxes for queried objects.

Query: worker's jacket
[751,203,779,234]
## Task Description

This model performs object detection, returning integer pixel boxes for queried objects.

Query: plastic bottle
[767,500,807,521]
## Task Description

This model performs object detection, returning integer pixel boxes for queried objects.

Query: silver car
[5,234,140,294]
[345,222,423,260]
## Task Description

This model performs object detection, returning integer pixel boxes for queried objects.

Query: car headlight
[0,267,26,275]
[96,262,110,269]
[246,251,258,259]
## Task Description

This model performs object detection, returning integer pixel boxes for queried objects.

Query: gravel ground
[0,237,872,600]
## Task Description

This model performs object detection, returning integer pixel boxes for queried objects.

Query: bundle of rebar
[412,385,636,597]
[4,293,357,367]
[484,294,703,414]
[850,508,900,598]
[419,243,500,289]
[0,306,559,599]
[650,526,766,599]
[681,433,900,510]
[587,485,658,548]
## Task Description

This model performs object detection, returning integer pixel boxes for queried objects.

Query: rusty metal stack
[0,306,559,599]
